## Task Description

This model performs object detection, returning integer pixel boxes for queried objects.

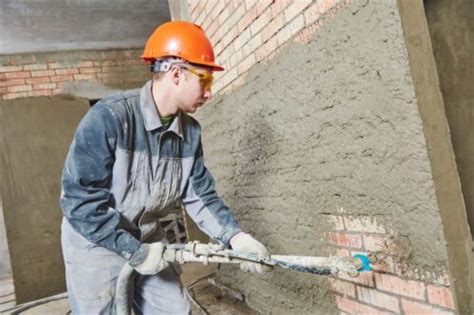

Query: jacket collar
[140,80,184,139]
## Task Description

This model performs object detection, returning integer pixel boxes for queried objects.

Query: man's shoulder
[92,88,141,118]
[97,88,140,108]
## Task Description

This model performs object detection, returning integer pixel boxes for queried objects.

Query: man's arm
[181,140,242,246]
[60,105,141,260]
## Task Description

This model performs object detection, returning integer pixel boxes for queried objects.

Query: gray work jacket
[60,80,242,262]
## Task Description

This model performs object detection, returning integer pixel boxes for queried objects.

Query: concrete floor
[1,263,256,314]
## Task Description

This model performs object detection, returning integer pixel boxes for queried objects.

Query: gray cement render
[2,96,90,303]
[0,0,170,54]
[195,0,451,312]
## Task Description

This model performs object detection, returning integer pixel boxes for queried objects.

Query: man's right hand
[130,242,169,275]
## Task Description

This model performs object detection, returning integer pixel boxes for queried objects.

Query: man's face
[175,65,213,113]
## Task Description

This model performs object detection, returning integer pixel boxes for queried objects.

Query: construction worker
[60,21,271,314]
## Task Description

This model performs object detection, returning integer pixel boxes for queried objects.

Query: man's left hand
[229,232,273,274]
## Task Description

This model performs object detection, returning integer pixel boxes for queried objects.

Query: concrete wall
[180,0,462,313]
[1,96,90,303]
[424,0,474,239]
[0,0,170,54]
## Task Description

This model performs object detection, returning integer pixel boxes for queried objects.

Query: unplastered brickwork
[326,213,455,313]
[187,0,343,96]
[0,49,150,101]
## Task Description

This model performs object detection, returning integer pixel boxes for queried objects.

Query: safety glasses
[181,66,214,91]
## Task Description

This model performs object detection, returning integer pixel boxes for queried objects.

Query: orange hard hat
[142,21,224,71]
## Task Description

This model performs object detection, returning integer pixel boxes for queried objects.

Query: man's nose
[203,89,212,101]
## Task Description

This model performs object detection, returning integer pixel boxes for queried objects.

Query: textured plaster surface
[195,0,450,312]
[1,96,90,303]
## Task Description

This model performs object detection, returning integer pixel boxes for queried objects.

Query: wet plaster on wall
[2,95,90,303]
[195,0,451,312]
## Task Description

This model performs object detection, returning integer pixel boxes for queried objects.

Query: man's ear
[170,66,182,86]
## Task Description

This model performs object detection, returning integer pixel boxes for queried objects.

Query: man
[60,21,271,314]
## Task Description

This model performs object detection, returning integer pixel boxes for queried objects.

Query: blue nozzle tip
[353,254,371,272]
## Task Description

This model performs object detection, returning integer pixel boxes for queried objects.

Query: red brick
[31,70,55,77]
[335,296,391,315]
[261,13,285,43]
[344,216,386,234]
[326,232,363,249]
[238,7,257,32]
[51,88,63,95]
[0,65,23,72]
[22,64,48,71]
[328,278,355,297]
[250,7,272,35]
[368,254,395,273]
[304,2,322,26]
[3,92,28,100]
[427,285,455,309]
[79,67,100,74]
[4,78,26,86]
[33,83,56,90]
[357,286,400,313]
[327,215,345,231]
[284,0,312,22]
[77,61,94,68]
[254,0,272,16]
[8,85,32,93]
[375,273,425,300]
[271,0,291,17]
[55,68,79,75]
[74,74,96,81]
[47,62,65,69]
[27,90,52,97]
[208,19,221,38]
[221,27,240,48]
[363,235,395,253]
[237,53,256,75]
[5,71,30,79]
[50,75,74,83]
[401,299,454,314]
[295,24,319,44]
[275,14,305,45]
[338,270,375,287]
[256,37,278,62]
[25,77,50,84]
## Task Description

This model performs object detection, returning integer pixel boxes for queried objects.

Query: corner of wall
[397,0,473,313]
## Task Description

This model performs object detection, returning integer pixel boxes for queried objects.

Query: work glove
[129,242,169,275]
[229,232,273,274]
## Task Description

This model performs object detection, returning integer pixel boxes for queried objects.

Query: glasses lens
[184,66,213,91]
[200,72,213,91]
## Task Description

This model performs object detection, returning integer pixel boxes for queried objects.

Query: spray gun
[115,241,376,315]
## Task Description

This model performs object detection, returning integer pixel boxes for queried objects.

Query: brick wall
[327,213,455,314]
[0,49,150,101]
[182,0,459,313]
[187,0,341,96]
